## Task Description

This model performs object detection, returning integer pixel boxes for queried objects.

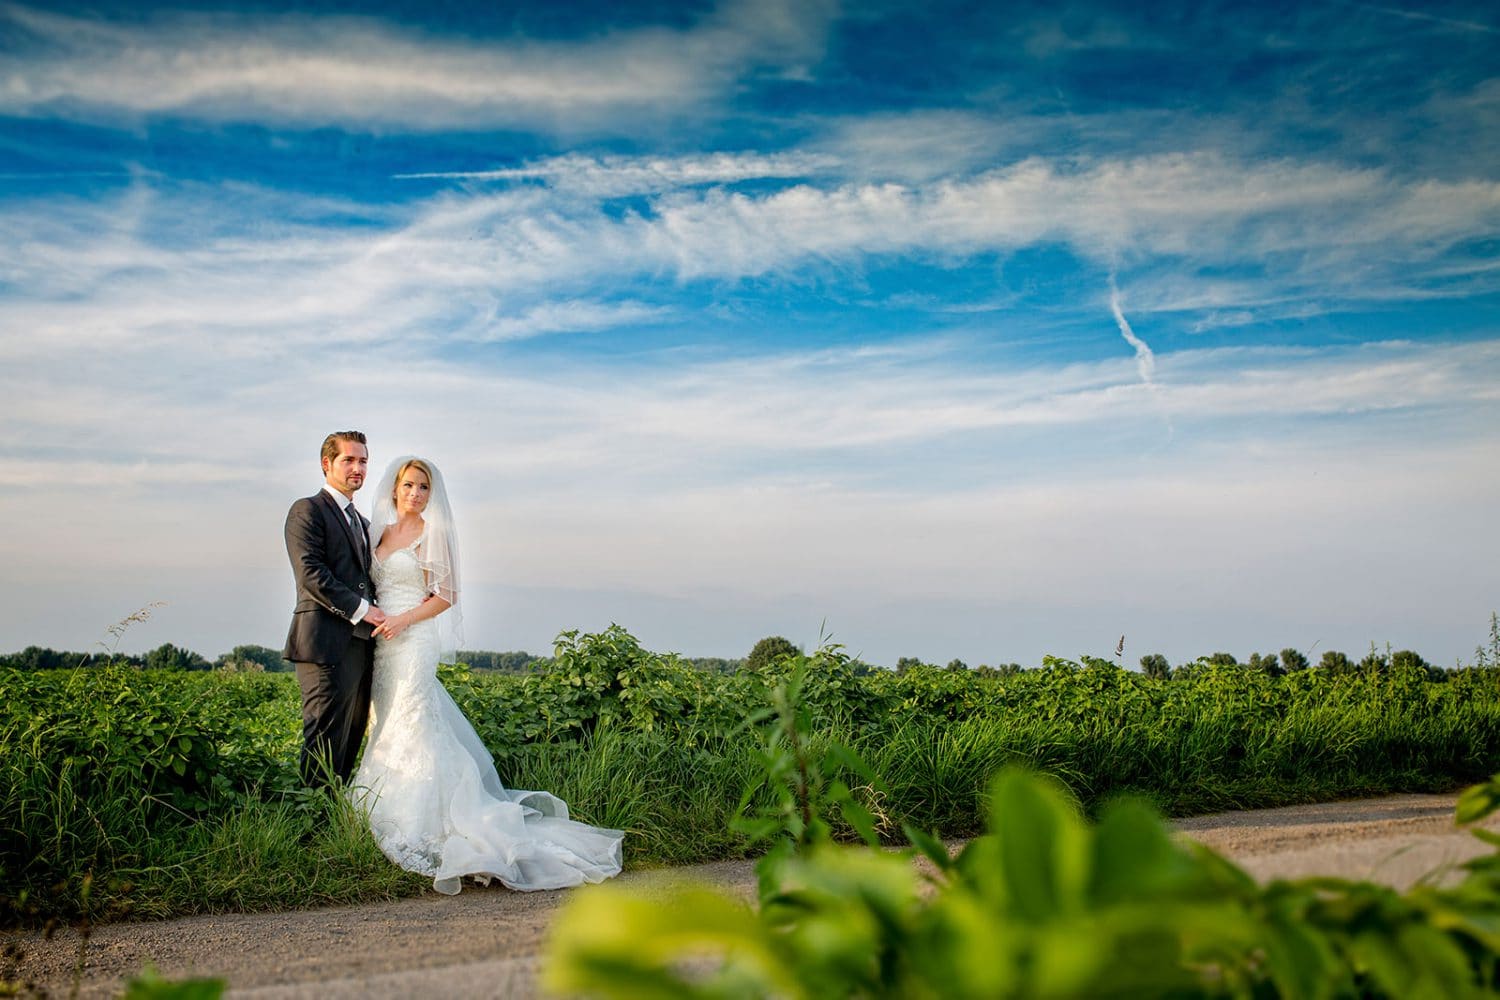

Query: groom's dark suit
[283,488,376,787]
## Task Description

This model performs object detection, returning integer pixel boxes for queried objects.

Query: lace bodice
[372,538,430,616]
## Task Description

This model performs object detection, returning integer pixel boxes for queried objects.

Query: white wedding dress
[351,536,623,894]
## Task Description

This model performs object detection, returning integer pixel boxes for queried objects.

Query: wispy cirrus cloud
[0,0,838,131]
[1341,2,1499,35]
[395,152,840,196]
[2,149,1496,372]
[455,299,671,343]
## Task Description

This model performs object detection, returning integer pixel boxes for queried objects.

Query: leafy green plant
[548,764,1500,998]
[1476,613,1500,670]
[731,649,888,898]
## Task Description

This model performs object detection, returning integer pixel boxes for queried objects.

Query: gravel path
[7,793,1493,999]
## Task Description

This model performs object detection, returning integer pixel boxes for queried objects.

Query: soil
[6,793,1494,999]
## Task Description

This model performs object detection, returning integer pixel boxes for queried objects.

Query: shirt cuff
[352,599,371,624]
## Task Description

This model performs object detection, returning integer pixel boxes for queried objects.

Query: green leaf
[545,882,795,1000]
[1469,828,1500,848]
[823,738,883,786]
[1089,798,1196,904]
[1260,902,1337,999]
[837,794,880,848]
[122,966,226,1000]
[982,767,1090,923]
[901,823,954,875]
[1456,777,1500,825]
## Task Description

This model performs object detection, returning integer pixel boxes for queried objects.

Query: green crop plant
[546,659,1500,999]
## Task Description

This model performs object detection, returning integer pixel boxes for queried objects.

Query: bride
[351,456,623,894]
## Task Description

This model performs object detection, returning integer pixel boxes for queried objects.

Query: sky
[2,0,1497,668]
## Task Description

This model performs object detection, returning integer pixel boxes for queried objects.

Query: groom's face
[323,441,369,496]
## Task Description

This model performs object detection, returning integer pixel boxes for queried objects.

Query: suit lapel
[317,489,367,570]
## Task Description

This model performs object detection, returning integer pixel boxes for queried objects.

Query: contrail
[1337,1,1498,35]
[1109,276,1175,440]
[1108,276,1156,388]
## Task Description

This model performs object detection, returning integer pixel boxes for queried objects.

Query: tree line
[6,613,1497,675]
[0,643,748,675]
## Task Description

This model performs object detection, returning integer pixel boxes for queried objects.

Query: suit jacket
[283,489,376,665]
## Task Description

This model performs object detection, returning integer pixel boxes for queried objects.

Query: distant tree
[1171,661,1200,681]
[746,636,800,672]
[1247,652,1284,676]
[1,645,74,670]
[1390,649,1423,669]
[1318,650,1352,673]
[1203,652,1238,667]
[215,644,288,672]
[144,643,211,671]
[946,658,968,672]
[1279,648,1310,672]
[686,657,745,674]
[1,646,146,669]
[894,656,925,674]
[1139,653,1170,680]
[457,650,496,670]
[1356,643,1390,674]
[1387,649,1443,681]
[458,650,551,672]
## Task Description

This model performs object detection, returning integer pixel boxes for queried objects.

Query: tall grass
[504,732,762,866]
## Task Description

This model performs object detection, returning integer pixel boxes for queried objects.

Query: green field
[3,626,1499,926]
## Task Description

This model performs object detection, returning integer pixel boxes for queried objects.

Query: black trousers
[293,637,374,789]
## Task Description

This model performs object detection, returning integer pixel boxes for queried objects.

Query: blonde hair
[393,458,433,501]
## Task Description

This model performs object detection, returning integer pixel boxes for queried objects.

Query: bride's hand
[375,613,409,641]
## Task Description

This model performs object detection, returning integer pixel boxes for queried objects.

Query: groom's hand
[366,607,389,627]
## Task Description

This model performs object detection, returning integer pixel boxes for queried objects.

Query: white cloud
[810,110,1024,182]
[396,152,840,197]
[5,306,1498,662]
[0,0,839,130]
[458,299,671,342]
[3,149,1497,387]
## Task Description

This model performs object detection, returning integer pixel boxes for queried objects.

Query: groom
[283,431,388,789]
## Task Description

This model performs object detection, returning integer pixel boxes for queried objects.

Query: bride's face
[395,467,431,516]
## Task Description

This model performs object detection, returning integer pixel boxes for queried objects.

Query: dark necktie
[346,503,366,563]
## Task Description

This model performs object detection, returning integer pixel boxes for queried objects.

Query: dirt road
[7,793,1493,999]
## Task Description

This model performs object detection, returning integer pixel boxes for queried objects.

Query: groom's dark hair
[320,431,367,465]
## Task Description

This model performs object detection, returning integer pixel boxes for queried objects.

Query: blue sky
[2,0,1497,666]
